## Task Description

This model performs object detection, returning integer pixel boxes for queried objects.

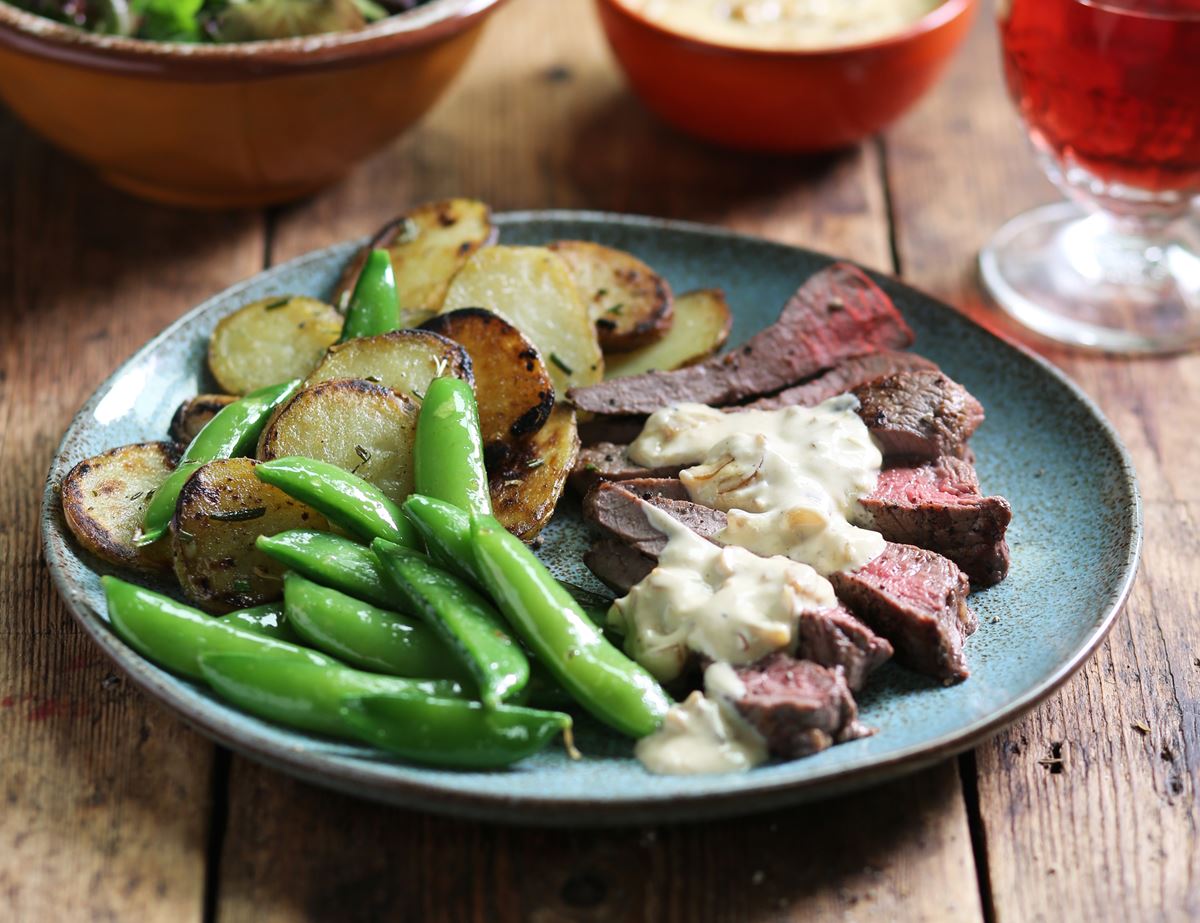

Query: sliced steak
[584,538,656,594]
[852,370,984,462]
[578,416,646,446]
[584,482,973,685]
[606,469,1011,587]
[860,457,1012,586]
[830,543,975,684]
[584,483,892,689]
[571,369,983,493]
[583,481,725,557]
[569,262,914,415]
[732,655,871,758]
[570,443,683,495]
[745,350,938,411]
[580,352,937,446]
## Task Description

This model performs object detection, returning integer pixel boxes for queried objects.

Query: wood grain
[215,2,982,921]
[884,9,1200,921]
[4,0,1193,919]
[270,0,890,267]
[217,759,981,923]
[0,122,266,920]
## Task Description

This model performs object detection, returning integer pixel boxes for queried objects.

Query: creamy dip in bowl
[617,0,946,51]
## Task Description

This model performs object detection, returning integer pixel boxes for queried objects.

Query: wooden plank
[0,119,266,921]
[885,10,1200,921]
[218,2,984,921]
[217,759,981,923]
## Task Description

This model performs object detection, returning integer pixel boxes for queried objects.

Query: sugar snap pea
[256,456,419,547]
[402,495,615,627]
[413,376,491,516]
[470,514,671,738]
[283,572,471,683]
[102,576,330,681]
[338,249,399,342]
[340,693,572,769]
[138,379,301,546]
[255,530,392,608]
[373,540,527,707]
[197,653,462,738]
[401,493,481,585]
[216,602,298,642]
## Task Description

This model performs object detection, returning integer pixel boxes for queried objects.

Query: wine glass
[980,0,1200,353]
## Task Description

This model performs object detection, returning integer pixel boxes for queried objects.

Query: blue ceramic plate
[42,212,1141,825]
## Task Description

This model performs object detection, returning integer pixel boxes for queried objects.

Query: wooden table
[2,2,1196,919]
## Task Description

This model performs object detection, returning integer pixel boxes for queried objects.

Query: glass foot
[979,201,1200,354]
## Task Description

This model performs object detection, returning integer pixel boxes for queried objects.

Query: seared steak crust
[569,263,914,415]
[852,370,985,462]
[830,543,976,684]
[584,538,656,594]
[860,457,1012,586]
[745,350,938,412]
[732,655,871,758]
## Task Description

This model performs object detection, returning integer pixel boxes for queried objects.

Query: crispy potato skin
[603,288,733,379]
[171,458,328,613]
[421,308,554,450]
[440,246,604,396]
[332,199,497,325]
[168,394,237,445]
[208,296,343,395]
[549,240,674,352]
[257,378,419,505]
[304,329,473,400]
[488,405,580,541]
[61,442,181,572]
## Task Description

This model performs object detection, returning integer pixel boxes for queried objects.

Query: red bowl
[595,0,976,152]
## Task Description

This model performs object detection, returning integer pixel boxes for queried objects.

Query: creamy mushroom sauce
[635,663,768,775]
[629,396,885,575]
[619,397,885,775]
[618,0,945,51]
[610,503,837,683]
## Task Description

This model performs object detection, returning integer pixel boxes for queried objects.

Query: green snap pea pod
[413,376,491,516]
[340,693,572,769]
[197,653,462,738]
[255,530,392,608]
[255,456,419,548]
[470,514,671,739]
[402,496,617,623]
[102,576,330,681]
[138,379,301,546]
[283,572,471,683]
[373,540,527,707]
[216,602,299,642]
[401,493,481,585]
[338,249,399,342]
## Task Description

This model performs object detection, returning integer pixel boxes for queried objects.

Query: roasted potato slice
[169,394,238,445]
[440,246,603,395]
[208,296,343,395]
[61,442,180,572]
[332,199,497,326]
[603,289,733,379]
[305,329,472,400]
[257,378,419,505]
[420,308,554,450]
[548,240,674,352]
[171,457,329,613]
[488,405,580,541]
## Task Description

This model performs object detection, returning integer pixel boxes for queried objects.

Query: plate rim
[41,209,1143,825]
